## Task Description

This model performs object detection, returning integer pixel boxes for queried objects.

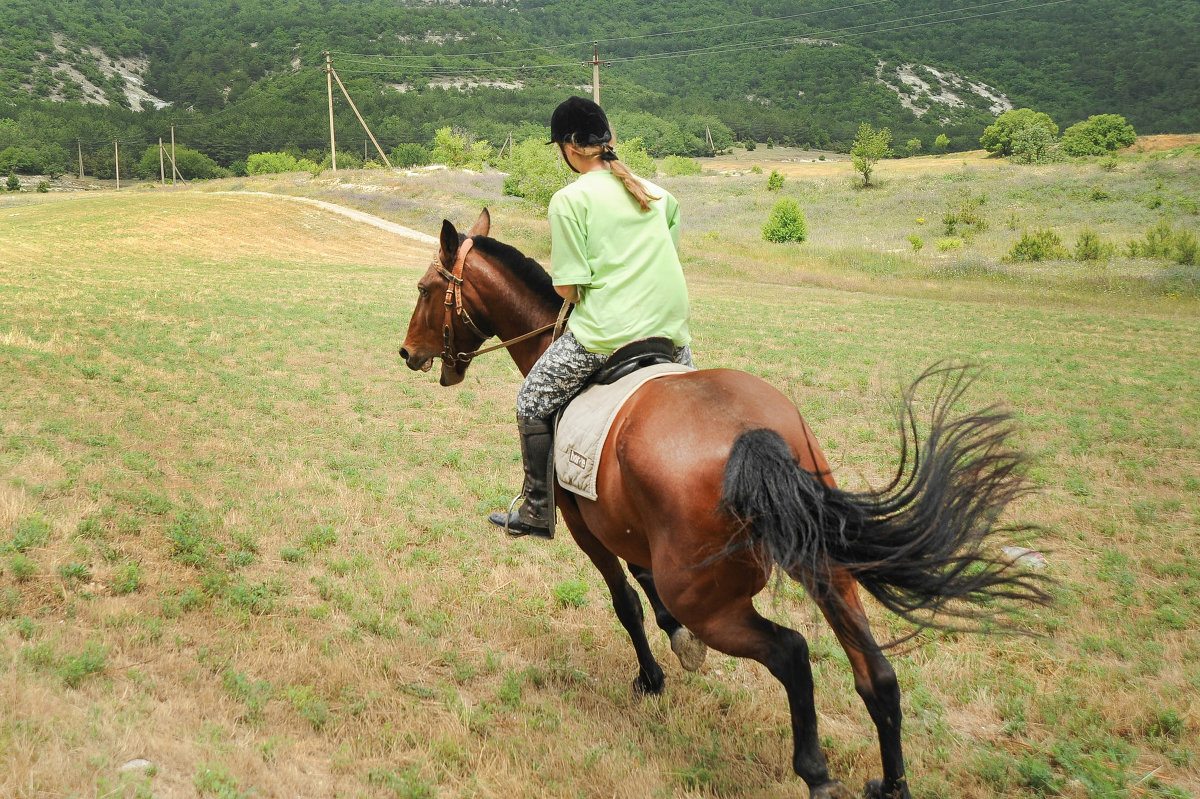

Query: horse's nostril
[399,347,410,361]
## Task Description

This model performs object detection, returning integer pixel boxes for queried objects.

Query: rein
[436,237,569,365]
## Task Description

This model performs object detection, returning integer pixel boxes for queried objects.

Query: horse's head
[399,208,491,386]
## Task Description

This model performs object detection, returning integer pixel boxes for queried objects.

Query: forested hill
[1,0,1197,175]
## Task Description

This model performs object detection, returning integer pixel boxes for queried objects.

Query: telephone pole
[326,52,337,172]
[584,42,608,105]
[159,138,166,184]
[77,140,83,179]
[170,124,179,183]
[114,140,120,190]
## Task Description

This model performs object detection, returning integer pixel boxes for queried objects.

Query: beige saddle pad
[555,363,694,500]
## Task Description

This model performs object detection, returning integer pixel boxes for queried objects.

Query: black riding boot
[488,416,555,539]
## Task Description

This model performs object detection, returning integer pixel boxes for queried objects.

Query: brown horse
[399,209,1049,799]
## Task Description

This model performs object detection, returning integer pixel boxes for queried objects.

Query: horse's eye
[418,286,429,299]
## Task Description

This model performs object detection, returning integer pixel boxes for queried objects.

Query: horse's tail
[719,364,1052,631]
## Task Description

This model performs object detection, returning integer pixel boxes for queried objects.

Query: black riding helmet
[549,96,612,146]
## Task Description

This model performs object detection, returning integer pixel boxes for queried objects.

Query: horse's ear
[468,207,491,238]
[439,219,458,267]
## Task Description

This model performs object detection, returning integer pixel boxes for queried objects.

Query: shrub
[750,165,763,174]
[762,198,807,243]
[942,191,987,236]
[6,173,19,191]
[1061,114,1137,156]
[36,181,49,192]
[905,138,922,157]
[744,140,756,151]
[136,144,227,181]
[980,108,1059,156]
[246,151,301,175]
[1008,229,1067,262]
[660,155,702,177]
[552,580,589,608]
[500,138,570,207]
[1011,125,1058,164]
[1173,229,1198,266]
[933,134,950,154]
[1074,230,1111,261]
[390,142,431,168]
[907,234,924,252]
[1129,220,1177,259]
[614,136,656,178]
[935,237,963,252]
[430,126,492,171]
[766,170,784,191]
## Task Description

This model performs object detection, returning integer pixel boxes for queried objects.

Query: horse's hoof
[670,628,707,672]
[633,670,665,696]
[862,779,909,799]
[809,780,855,799]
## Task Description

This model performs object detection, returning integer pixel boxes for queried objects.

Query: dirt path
[217,190,438,244]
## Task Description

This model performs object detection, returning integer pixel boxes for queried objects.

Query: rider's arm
[555,284,581,303]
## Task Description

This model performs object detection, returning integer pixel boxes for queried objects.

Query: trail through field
[216,191,438,244]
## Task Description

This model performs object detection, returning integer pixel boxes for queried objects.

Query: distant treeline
[0,0,1195,174]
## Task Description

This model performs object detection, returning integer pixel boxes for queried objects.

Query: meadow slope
[1,155,1198,799]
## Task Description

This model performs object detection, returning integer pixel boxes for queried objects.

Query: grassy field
[1,146,1198,798]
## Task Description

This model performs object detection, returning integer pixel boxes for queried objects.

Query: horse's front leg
[559,501,665,695]
[626,563,707,672]
[813,568,911,799]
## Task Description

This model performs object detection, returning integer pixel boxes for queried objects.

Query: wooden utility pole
[326,52,337,172]
[170,124,179,183]
[114,140,120,190]
[159,138,166,184]
[705,125,715,153]
[584,42,608,105]
[329,63,393,168]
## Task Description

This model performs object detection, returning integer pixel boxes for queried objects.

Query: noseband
[436,237,569,366]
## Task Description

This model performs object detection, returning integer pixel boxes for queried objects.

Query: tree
[934,134,950,154]
[850,123,892,187]
[905,138,922,157]
[980,109,1058,156]
[1011,125,1057,164]
[6,173,20,192]
[1060,114,1137,156]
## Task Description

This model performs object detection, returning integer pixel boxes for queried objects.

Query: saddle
[555,338,694,501]
[592,337,677,385]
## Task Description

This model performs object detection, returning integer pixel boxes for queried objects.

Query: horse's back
[583,368,832,559]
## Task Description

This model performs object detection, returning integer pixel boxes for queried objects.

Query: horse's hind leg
[683,597,853,799]
[813,568,910,799]
[627,563,707,672]
[560,513,665,695]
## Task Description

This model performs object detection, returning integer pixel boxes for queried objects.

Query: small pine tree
[766,170,784,191]
[762,198,807,243]
[6,173,19,192]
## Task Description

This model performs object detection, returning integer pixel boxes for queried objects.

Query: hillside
[0,0,1196,174]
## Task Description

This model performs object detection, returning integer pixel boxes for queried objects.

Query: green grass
[0,156,1197,798]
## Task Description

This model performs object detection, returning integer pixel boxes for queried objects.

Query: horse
[398,209,1049,799]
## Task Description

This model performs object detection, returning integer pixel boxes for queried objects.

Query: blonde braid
[568,139,660,212]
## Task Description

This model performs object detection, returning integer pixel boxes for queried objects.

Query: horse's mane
[471,235,561,309]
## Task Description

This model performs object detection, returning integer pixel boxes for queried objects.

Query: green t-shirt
[548,170,691,355]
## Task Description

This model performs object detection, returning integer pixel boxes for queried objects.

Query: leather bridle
[436,237,569,366]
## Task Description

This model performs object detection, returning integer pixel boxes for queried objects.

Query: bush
[905,138,922,157]
[1073,230,1112,261]
[37,181,49,193]
[6,173,19,192]
[1008,229,1067,262]
[1172,229,1197,266]
[1128,220,1177,259]
[1061,114,1137,156]
[766,170,784,191]
[933,134,950,154]
[762,198,807,243]
[136,144,227,181]
[981,108,1059,156]
[935,237,963,252]
[390,142,431,168]
[246,151,301,175]
[500,138,570,207]
[660,155,702,177]
[430,127,492,171]
[907,234,924,252]
[614,137,656,179]
[1011,125,1058,164]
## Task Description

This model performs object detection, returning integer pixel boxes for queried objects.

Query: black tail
[720,364,1052,631]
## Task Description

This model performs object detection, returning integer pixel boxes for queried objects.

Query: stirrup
[501,494,521,536]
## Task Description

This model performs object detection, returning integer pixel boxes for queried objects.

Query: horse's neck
[478,258,558,377]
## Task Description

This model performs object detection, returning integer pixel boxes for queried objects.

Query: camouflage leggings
[516,329,695,420]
